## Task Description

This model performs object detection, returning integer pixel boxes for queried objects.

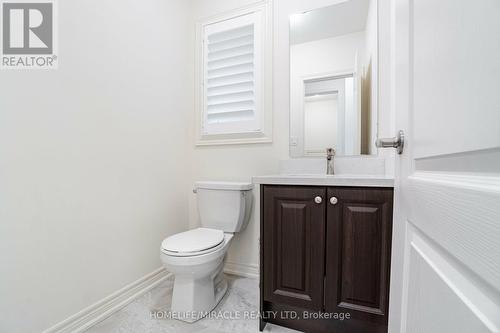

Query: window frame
[195,1,273,146]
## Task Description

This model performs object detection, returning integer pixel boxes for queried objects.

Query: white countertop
[252,174,394,187]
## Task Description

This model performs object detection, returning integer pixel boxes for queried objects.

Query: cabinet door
[262,185,326,310]
[325,187,393,330]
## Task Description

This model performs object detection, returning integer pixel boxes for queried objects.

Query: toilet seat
[161,228,225,257]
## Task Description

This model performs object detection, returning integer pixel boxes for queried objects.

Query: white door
[387,0,500,332]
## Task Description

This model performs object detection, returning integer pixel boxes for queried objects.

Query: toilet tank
[195,181,253,233]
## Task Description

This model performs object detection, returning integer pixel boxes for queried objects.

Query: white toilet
[160,181,253,322]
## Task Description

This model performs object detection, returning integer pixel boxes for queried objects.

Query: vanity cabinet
[260,185,393,333]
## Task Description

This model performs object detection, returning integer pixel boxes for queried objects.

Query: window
[196,2,272,145]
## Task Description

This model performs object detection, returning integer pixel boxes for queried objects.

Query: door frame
[387,0,411,330]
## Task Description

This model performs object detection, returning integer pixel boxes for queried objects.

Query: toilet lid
[161,228,224,254]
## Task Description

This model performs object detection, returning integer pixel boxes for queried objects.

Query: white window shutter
[202,11,262,135]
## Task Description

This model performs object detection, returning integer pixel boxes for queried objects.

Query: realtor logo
[1,0,57,69]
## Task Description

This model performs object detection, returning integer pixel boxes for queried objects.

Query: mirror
[289,0,378,157]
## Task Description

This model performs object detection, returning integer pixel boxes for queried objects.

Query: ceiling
[290,0,371,45]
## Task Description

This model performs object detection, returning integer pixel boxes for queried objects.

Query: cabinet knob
[330,197,338,205]
[314,196,323,204]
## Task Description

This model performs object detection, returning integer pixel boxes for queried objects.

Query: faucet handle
[326,148,336,157]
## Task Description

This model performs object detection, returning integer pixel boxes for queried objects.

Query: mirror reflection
[289,0,378,157]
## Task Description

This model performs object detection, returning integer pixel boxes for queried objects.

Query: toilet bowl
[160,181,253,322]
[161,231,233,322]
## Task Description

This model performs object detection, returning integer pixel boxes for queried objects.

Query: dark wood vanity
[259,185,393,333]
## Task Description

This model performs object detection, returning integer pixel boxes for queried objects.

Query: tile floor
[86,274,301,333]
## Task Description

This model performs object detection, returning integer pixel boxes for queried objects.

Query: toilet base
[170,262,228,323]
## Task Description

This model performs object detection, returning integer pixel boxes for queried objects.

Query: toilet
[160,181,253,322]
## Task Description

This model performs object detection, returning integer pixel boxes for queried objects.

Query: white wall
[0,1,192,332]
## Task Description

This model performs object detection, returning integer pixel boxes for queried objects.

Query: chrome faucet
[326,148,335,175]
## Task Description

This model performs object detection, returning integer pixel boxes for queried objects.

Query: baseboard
[43,263,255,333]
[43,267,171,333]
[224,261,259,279]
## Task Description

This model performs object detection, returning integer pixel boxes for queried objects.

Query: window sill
[195,134,272,146]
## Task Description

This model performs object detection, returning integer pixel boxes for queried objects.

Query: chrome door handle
[330,197,338,205]
[314,196,323,204]
[376,130,405,154]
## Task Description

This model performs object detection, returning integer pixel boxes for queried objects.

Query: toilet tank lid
[195,181,253,191]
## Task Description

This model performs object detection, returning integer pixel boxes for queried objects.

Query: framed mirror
[289,0,378,157]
